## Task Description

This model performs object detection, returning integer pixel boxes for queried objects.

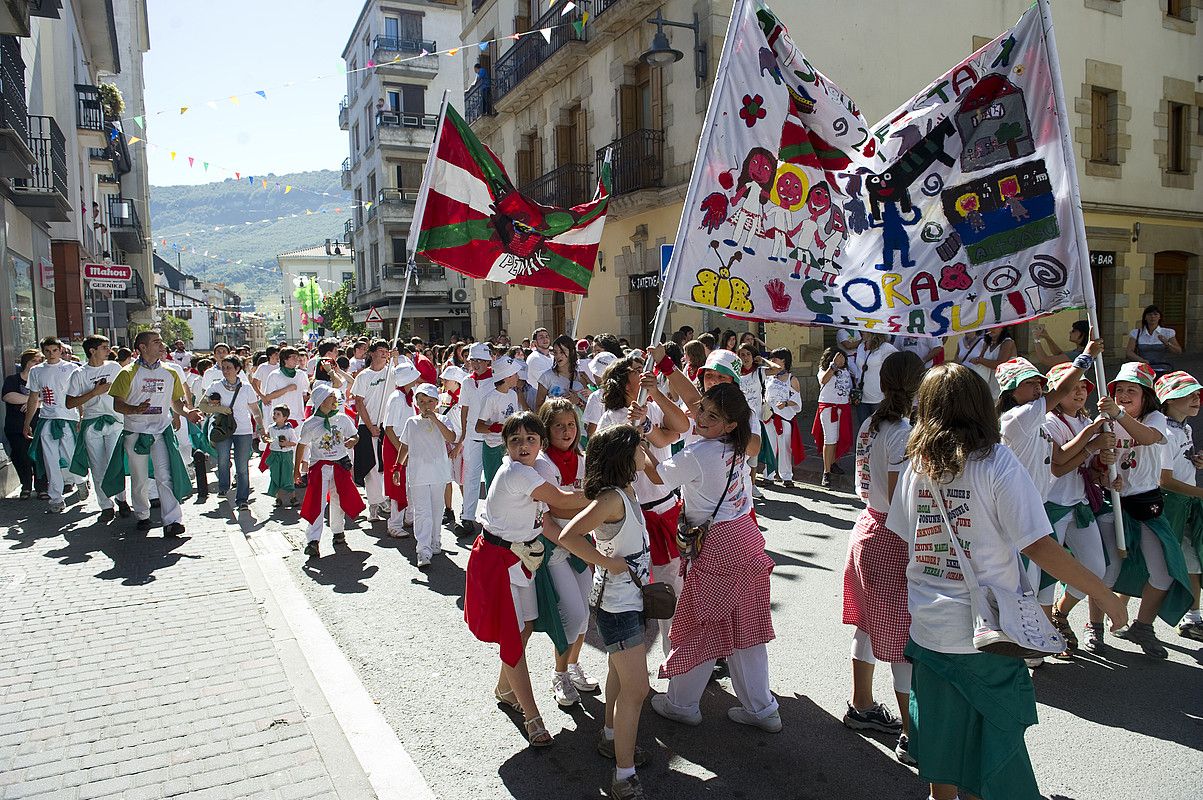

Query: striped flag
[415,104,610,295]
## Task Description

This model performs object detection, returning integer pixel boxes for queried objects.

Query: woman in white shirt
[200,355,261,509]
[886,362,1125,800]
[963,326,1016,399]
[853,333,898,431]
[814,346,853,487]
[1125,304,1181,376]
[534,334,588,412]
[764,348,803,487]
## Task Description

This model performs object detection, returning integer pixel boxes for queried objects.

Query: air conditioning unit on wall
[450,287,470,304]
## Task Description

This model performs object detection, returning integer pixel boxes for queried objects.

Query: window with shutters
[618,65,663,137]
[392,237,407,264]
[1167,102,1188,173]
[517,132,541,185]
[367,172,377,205]
[398,12,423,42]
[402,85,425,116]
[1090,87,1116,164]
[1167,0,1187,19]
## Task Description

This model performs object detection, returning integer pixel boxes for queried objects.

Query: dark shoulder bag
[209,382,242,445]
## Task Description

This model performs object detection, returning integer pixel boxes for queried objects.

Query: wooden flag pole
[570,294,584,339]
[1036,0,1125,557]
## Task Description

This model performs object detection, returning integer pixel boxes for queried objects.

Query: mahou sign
[83,263,133,282]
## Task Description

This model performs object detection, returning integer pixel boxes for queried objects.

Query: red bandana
[544,445,579,487]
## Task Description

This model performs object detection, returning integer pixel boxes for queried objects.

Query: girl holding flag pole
[1154,371,1203,640]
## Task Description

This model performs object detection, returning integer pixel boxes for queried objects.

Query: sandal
[1051,609,1077,655]
[523,715,553,747]
[494,687,522,713]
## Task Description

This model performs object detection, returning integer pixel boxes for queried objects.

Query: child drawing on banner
[954,193,986,233]
[788,181,847,284]
[762,163,808,263]
[999,176,1029,222]
[722,147,776,255]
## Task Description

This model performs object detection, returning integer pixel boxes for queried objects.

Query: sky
[142,0,356,187]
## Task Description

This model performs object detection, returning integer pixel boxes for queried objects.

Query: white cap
[590,351,618,383]
[491,356,521,382]
[440,365,467,384]
[392,359,421,387]
[413,382,439,400]
[514,359,529,382]
[468,342,493,361]
[310,383,339,410]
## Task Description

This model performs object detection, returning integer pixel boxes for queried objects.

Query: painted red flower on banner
[739,94,766,128]
[939,262,973,291]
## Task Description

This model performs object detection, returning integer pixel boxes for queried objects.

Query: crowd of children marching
[6,316,1202,800]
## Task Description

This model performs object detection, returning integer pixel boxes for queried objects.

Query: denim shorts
[595,608,645,653]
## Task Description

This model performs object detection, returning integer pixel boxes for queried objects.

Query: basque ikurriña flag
[415,104,611,295]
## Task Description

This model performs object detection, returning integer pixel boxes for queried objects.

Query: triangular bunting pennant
[255,90,266,99]
[187,156,194,167]
[539,28,552,43]
[179,107,188,115]
[127,136,141,145]
[132,116,143,129]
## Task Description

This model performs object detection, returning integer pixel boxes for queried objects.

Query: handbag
[594,565,678,620]
[676,452,738,561]
[926,478,1066,659]
[208,382,242,445]
[1120,487,1163,521]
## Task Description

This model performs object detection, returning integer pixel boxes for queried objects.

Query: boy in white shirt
[475,357,525,492]
[262,405,299,507]
[380,359,422,536]
[295,384,363,558]
[66,334,129,518]
[394,383,455,567]
[24,336,84,512]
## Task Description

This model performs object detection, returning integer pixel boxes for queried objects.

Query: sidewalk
[0,485,374,800]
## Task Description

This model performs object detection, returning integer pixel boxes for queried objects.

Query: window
[342,271,354,285]
[354,188,363,225]
[386,90,401,112]
[348,59,357,97]
[618,63,662,136]
[396,160,423,191]
[1090,87,1117,163]
[392,237,407,264]
[1167,0,1188,19]
[1167,102,1188,173]
[555,104,588,167]
[367,171,377,204]
[352,122,361,158]
[385,15,400,40]
[398,12,422,43]
[402,85,425,116]
[370,243,380,288]
[516,132,542,186]
[365,106,374,142]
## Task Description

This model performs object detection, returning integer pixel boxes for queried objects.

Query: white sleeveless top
[589,489,651,614]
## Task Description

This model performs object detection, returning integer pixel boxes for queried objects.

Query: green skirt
[266,450,295,495]
[1113,509,1193,626]
[906,640,1040,800]
[1162,489,1203,571]
[482,443,504,490]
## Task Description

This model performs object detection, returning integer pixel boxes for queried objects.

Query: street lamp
[640,10,708,87]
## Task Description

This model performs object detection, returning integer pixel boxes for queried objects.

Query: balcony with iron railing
[372,35,439,77]
[344,218,354,248]
[599,128,664,197]
[11,114,69,221]
[376,187,419,226]
[586,0,665,39]
[521,163,593,209]
[375,109,438,151]
[0,35,32,178]
[492,4,587,112]
[464,79,495,125]
[338,96,349,130]
[341,156,351,190]
[107,195,144,252]
[75,83,106,145]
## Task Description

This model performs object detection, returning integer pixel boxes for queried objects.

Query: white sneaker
[48,501,66,514]
[567,663,599,693]
[727,705,783,733]
[751,485,764,500]
[553,672,580,707]
[431,537,443,553]
[650,692,701,726]
[387,527,410,539]
[416,551,432,568]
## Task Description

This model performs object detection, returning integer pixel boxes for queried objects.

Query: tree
[130,315,194,347]
[321,279,365,337]
[996,121,1024,159]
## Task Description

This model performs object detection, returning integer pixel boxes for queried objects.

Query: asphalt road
[279,477,1203,800]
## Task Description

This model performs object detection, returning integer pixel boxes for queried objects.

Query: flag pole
[375,89,451,429]
[1036,0,1124,557]
[570,294,584,338]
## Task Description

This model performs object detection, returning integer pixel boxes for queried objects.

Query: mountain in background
[149,169,352,312]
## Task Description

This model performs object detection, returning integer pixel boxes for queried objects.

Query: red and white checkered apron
[842,507,910,663]
[660,512,775,679]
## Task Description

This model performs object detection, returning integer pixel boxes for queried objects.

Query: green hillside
[149,169,352,313]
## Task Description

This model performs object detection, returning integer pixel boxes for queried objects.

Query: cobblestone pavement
[0,481,370,800]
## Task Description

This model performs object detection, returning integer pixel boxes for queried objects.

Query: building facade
[461,0,1202,382]
[0,0,152,372]
[277,242,355,342]
[340,0,472,345]
[153,252,257,352]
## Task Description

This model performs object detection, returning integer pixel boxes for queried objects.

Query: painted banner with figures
[662,0,1086,337]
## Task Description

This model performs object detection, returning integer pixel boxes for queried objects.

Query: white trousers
[306,464,346,543]
[388,498,415,530]
[461,439,484,522]
[547,555,592,640]
[769,421,793,481]
[127,433,182,524]
[408,482,444,557]
[1051,514,1107,602]
[1096,514,1172,590]
[362,435,385,506]
[654,556,684,659]
[83,422,125,509]
[850,628,912,694]
[664,643,778,720]
[39,422,82,503]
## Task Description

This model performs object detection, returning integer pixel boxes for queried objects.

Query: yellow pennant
[127,136,141,145]
[285,185,292,193]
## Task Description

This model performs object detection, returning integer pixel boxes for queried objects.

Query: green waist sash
[68,415,119,476]
[1113,509,1193,626]
[101,425,192,502]
[1162,489,1203,573]
[28,418,77,478]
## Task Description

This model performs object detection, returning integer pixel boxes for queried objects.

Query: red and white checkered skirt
[842,507,910,663]
[660,512,775,679]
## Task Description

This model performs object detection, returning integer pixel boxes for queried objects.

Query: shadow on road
[497,689,927,799]
[300,546,379,593]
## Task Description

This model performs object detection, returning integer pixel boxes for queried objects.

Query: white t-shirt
[738,369,765,421]
[817,367,852,405]
[1115,411,1168,496]
[533,449,585,566]
[1163,420,1196,486]
[169,350,192,368]
[856,343,899,405]
[764,375,801,421]
[1130,327,1176,348]
[597,403,675,504]
[525,350,554,388]
[855,417,910,513]
[27,361,80,421]
[267,422,298,451]
[298,413,357,462]
[200,365,224,396]
[459,371,493,443]
[477,388,521,448]
[68,361,122,421]
[885,445,1051,654]
[477,458,546,544]
[539,369,587,405]
[253,361,278,388]
[836,329,860,370]
[999,397,1053,502]
[398,413,452,486]
[958,335,992,386]
[894,336,937,363]
[352,366,395,426]
[1043,412,1089,506]
[209,379,259,437]
[582,389,604,429]
[656,437,751,526]
[264,368,309,425]
[382,391,417,435]
[109,361,187,435]
[349,356,366,375]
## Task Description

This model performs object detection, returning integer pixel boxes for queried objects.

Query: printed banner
[662,0,1085,337]
[416,104,610,296]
